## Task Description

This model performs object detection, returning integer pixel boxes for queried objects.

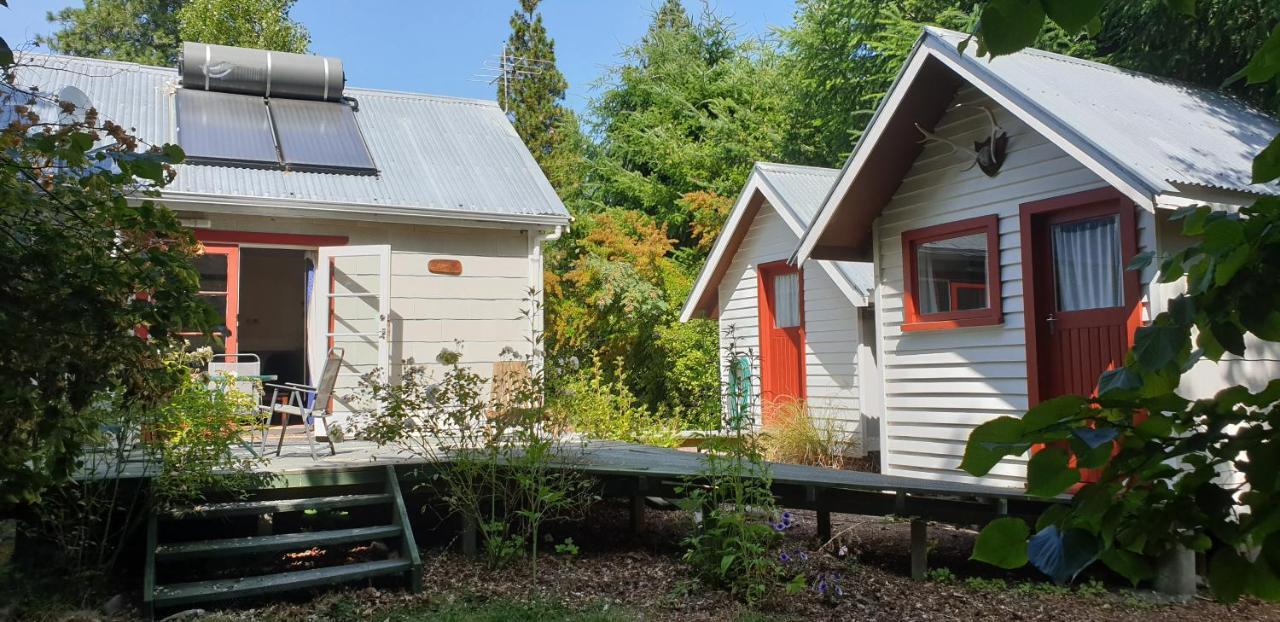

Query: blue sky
[1,1,797,114]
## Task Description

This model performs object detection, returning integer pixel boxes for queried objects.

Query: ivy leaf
[1241,307,1280,341]
[972,517,1030,568]
[1028,526,1101,584]
[979,0,1046,56]
[1073,426,1118,449]
[961,416,1029,476]
[1132,324,1182,371]
[1228,24,1280,86]
[1210,321,1246,357]
[1097,367,1142,397]
[1023,394,1088,432]
[1209,548,1251,602]
[1215,245,1251,286]
[1255,134,1280,184]
[1136,414,1174,439]
[1100,549,1155,586]
[1026,447,1080,497]
[1041,0,1104,33]
[1126,250,1154,272]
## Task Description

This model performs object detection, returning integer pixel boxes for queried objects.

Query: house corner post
[1153,545,1196,599]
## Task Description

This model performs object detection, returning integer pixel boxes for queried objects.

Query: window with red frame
[901,214,1002,331]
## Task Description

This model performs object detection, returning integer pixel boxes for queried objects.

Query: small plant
[678,326,782,604]
[548,361,682,447]
[925,567,957,583]
[554,537,580,556]
[759,401,858,469]
[963,577,1008,592]
[1077,579,1109,599]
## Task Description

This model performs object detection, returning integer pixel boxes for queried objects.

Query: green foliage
[554,537,580,556]
[177,0,309,53]
[677,337,783,604]
[35,0,308,66]
[37,0,185,65]
[354,325,596,575]
[971,517,1030,569]
[549,362,681,448]
[0,63,217,506]
[500,0,579,188]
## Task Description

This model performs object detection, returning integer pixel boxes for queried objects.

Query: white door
[309,245,392,421]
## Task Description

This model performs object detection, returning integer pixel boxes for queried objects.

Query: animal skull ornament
[915,105,1009,177]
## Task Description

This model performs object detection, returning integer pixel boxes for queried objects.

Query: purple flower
[779,551,792,563]
[773,522,787,532]
[798,551,810,561]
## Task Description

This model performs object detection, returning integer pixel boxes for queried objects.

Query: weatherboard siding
[874,87,1155,486]
[187,211,535,424]
[716,202,864,450]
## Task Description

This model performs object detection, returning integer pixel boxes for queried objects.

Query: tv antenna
[470,41,554,113]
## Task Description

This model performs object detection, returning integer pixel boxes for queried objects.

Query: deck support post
[630,477,648,535]
[1154,545,1196,599]
[910,519,928,581]
[461,514,478,558]
[807,485,831,543]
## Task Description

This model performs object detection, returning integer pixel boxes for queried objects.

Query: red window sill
[901,313,1003,332]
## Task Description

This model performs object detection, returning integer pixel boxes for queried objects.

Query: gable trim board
[681,163,869,323]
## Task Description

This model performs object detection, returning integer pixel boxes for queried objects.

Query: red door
[758,261,806,426]
[1022,188,1141,481]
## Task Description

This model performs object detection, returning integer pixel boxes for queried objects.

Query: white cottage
[14,44,570,428]
[794,28,1280,486]
[681,163,878,453]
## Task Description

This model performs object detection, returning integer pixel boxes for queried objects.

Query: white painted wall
[874,87,1157,486]
[716,201,867,452]
[180,210,540,426]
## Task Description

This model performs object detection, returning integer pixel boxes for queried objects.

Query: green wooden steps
[143,466,422,619]
[170,493,392,519]
[153,559,412,608]
[155,524,403,561]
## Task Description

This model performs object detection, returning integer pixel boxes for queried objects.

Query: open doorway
[237,247,310,386]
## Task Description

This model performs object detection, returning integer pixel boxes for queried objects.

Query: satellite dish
[55,85,93,125]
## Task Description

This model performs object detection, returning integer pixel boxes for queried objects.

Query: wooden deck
[95,435,1052,526]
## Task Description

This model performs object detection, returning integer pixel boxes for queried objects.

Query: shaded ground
[126,502,1280,622]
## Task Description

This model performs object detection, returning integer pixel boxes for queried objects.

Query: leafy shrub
[354,305,596,575]
[548,362,682,448]
[759,401,859,469]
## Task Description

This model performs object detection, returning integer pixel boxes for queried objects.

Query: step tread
[156,525,403,561]
[168,493,392,518]
[153,559,411,606]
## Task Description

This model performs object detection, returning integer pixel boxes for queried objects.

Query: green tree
[37,0,185,65]
[957,0,1280,601]
[176,0,308,53]
[499,0,575,182]
[0,54,217,505]
[35,0,308,67]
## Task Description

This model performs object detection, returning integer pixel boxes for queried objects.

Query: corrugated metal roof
[11,53,571,222]
[928,27,1280,198]
[756,162,874,294]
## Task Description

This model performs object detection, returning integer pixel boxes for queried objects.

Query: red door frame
[757,261,806,425]
[192,243,240,355]
[1020,187,1142,407]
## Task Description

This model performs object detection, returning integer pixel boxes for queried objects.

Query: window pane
[915,232,988,315]
[175,89,279,165]
[1052,216,1122,311]
[195,253,228,293]
[773,272,801,328]
[268,98,376,173]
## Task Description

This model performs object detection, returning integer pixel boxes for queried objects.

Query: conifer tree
[499,0,573,180]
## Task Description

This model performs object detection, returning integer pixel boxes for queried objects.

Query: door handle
[1046,313,1058,335]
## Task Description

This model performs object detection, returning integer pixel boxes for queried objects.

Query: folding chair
[263,347,344,459]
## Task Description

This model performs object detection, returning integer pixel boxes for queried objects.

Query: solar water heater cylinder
[179,42,345,102]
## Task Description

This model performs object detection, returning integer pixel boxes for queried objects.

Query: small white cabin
[14,45,570,430]
[794,28,1280,486]
[682,163,878,454]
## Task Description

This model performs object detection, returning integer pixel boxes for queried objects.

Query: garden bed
[48,501,1275,622]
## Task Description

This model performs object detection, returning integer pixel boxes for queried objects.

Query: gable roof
[680,162,872,322]
[10,52,570,226]
[796,27,1280,263]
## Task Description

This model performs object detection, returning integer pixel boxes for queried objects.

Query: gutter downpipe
[528,225,566,366]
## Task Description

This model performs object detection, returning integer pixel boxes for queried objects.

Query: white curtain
[917,247,939,314]
[1052,216,1122,311]
[773,272,801,328]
